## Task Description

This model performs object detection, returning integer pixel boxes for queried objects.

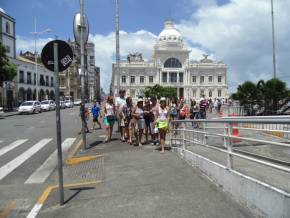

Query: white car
[41,100,56,111]
[65,100,74,108]
[0,107,4,117]
[60,101,66,109]
[74,99,81,106]
[18,101,42,114]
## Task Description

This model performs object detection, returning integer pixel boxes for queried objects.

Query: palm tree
[257,78,288,114]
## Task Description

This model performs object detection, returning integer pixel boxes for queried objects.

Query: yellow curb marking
[0,201,16,218]
[37,186,54,205]
[66,155,104,166]
[36,180,102,205]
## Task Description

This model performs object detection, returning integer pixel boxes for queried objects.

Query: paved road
[0,107,81,216]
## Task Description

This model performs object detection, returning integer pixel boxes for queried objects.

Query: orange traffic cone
[229,113,240,143]
[232,125,240,143]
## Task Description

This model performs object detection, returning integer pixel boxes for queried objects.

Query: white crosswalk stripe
[25,138,76,184]
[0,138,52,181]
[0,139,28,157]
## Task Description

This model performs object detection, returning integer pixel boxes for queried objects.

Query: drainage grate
[64,156,104,184]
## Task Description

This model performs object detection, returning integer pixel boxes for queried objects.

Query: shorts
[93,116,99,122]
[136,119,145,129]
[104,116,115,126]
[157,120,168,130]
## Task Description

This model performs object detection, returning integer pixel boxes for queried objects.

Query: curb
[26,135,103,218]
[26,181,102,218]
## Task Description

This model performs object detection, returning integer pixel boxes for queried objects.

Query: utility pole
[115,0,120,96]
[31,18,51,101]
[271,0,277,78]
[80,0,87,149]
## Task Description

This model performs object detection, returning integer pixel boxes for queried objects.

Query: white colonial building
[112,21,228,101]
[10,56,55,103]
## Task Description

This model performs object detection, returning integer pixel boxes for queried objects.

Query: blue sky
[1,0,196,39]
[1,0,290,93]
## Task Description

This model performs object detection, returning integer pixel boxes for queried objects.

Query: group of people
[80,89,224,154]
[103,89,169,153]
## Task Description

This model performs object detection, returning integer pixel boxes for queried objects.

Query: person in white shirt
[115,89,127,141]
[104,96,116,142]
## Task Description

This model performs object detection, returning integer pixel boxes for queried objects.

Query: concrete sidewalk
[37,127,254,218]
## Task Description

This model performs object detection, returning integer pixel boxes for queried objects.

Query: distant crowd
[80,89,228,154]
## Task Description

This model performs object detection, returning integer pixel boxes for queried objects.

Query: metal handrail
[170,118,290,174]
[172,118,290,124]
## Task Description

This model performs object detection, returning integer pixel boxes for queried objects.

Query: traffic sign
[41,40,73,72]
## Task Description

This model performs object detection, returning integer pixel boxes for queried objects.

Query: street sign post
[41,40,73,205]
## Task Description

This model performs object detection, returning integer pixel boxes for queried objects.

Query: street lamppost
[30,18,52,101]
[270,0,277,79]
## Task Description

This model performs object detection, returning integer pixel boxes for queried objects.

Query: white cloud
[89,30,157,92]
[177,0,290,91]
[16,35,52,54]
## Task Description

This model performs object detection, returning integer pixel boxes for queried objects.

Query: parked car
[18,101,42,114]
[60,101,66,109]
[41,100,56,111]
[0,107,4,117]
[65,100,74,108]
[74,99,81,106]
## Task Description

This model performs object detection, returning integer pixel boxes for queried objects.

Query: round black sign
[41,40,73,72]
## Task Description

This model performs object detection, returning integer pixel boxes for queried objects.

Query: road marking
[26,186,53,218]
[0,138,52,181]
[26,181,102,218]
[0,139,28,157]
[67,138,83,159]
[25,138,76,184]
[0,201,16,218]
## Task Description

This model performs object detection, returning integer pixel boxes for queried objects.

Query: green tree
[257,78,288,112]
[144,85,177,99]
[232,78,289,115]
[0,42,17,86]
[231,81,260,108]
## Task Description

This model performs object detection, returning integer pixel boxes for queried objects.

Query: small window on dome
[168,36,171,40]
[173,37,176,40]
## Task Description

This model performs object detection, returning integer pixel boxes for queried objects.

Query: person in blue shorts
[91,101,102,130]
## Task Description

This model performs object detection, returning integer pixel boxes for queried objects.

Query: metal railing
[170,118,290,174]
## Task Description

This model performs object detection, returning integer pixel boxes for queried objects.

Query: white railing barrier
[171,118,290,173]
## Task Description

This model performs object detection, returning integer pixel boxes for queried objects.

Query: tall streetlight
[270,0,277,78]
[115,0,120,96]
[30,18,52,101]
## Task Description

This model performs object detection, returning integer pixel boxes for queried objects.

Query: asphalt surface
[0,107,81,217]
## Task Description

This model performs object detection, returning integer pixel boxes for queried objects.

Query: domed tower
[153,20,190,68]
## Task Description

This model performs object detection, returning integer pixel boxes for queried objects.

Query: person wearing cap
[115,88,127,141]
[156,97,169,153]
[132,98,145,146]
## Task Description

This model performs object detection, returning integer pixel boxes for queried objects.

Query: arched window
[6,22,10,34]
[164,58,182,68]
